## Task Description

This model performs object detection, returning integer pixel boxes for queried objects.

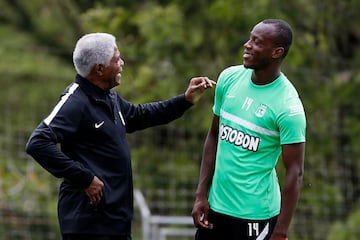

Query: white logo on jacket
[95,121,105,129]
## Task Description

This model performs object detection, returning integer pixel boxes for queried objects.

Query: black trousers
[62,234,131,240]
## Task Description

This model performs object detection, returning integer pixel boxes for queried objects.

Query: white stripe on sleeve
[44,83,79,126]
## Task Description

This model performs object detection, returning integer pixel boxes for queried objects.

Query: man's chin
[243,60,251,69]
[243,63,253,69]
[115,77,121,86]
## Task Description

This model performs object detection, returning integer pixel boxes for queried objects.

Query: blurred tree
[1,0,82,60]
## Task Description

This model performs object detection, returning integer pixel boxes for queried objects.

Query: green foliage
[0,23,74,124]
[1,0,82,60]
[0,17,73,236]
[135,4,186,54]
[81,4,132,35]
[327,201,360,240]
[0,17,74,221]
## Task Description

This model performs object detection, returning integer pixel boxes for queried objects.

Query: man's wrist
[272,232,288,239]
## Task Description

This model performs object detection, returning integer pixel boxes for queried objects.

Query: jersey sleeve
[213,66,242,116]
[277,97,306,144]
[213,73,225,116]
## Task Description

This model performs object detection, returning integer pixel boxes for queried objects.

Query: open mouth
[243,52,252,58]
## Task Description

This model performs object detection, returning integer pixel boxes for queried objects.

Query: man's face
[102,47,124,89]
[243,22,277,70]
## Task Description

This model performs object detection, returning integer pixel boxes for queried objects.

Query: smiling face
[101,47,124,89]
[243,22,280,70]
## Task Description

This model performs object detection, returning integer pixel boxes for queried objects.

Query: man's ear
[95,64,104,76]
[272,47,284,59]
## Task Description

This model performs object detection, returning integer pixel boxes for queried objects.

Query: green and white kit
[209,65,306,220]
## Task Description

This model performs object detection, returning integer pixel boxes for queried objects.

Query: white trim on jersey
[220,109,280,137]
[44,83,79,126]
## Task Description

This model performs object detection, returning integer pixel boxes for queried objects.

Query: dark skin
[192,22,305,240]
[243,22,284,85]
[83,47,216,206]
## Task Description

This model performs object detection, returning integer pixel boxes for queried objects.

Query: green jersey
[209,65,306,220]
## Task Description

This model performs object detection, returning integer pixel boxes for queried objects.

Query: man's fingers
[85,176,105,205]
[197,77,216,89]
[87,189,103,205]
[89,193,102,205]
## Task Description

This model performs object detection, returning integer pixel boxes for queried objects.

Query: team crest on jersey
[255,104,267,117]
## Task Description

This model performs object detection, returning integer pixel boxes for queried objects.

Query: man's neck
[251,68,281,85]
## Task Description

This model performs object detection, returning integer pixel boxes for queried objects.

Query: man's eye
[254,40,262,46]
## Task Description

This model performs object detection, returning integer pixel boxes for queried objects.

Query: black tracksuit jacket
[26,74,193,236]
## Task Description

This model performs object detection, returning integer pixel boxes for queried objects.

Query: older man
[26,33,215,240]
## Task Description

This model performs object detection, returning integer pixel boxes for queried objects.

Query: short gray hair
[73,33,116,77]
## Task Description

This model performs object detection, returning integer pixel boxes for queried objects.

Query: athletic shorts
[195,209,278,240]
[62,234,131,240]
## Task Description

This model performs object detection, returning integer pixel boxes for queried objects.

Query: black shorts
[195,209,278,240]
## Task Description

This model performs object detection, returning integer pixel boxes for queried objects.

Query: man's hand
[185,77,216,104]
[191,195,211,229]
[85,176,104,205]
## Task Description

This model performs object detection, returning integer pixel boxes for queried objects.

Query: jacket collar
[74,74,111,101]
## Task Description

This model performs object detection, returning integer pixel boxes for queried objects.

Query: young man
[26,33,215,240]
[192,19,306,240]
